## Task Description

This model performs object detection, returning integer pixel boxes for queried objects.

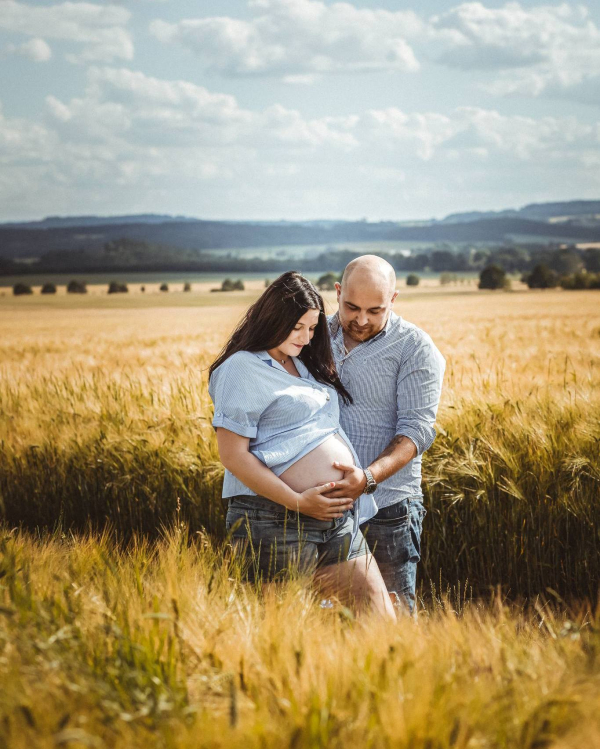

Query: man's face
[335,276,398,342]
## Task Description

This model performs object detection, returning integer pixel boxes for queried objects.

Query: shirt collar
[254,350,283,371]
[380,309,396,337]
[254,350,307,376]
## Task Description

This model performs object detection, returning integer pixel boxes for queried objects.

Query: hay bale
[107,281,128,294]
[67,280,87,294]
[13,282,33,296]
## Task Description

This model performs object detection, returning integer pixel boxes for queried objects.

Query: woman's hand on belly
[295,482,355,521]
[279,434,359,520]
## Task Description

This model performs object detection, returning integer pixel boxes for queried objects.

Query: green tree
[552,248,583,275]
[526,264,559,289]
[478,265,506,290]
[406,274,420,286]
[583,248,600,272]
[316,272,341,291]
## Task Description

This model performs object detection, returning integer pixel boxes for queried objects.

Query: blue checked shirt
[208,349,378,524]
[328,310,446,508]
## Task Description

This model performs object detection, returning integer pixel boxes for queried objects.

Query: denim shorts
[226,494,369,583]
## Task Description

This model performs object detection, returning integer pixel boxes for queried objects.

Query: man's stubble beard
[347,327,373,342]
[341,312,391,343]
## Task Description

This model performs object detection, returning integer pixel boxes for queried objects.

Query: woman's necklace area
[269,350,330,399]
[269,349,289,366]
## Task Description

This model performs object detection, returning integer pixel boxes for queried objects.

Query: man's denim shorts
[226,494,368,582]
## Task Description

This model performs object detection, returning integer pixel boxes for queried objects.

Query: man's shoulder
[391,316,445,363]
[388,314,427,344]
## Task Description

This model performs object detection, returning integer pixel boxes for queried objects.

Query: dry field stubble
[1,523,599,748]
[0,287,599,747]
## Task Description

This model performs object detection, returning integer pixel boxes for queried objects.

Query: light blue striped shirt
[328,310,446,508]
[208,349,378,523]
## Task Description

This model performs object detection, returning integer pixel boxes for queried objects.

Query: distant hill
[0,214,201,230]
[0,201,598,262]
[441,200,600,224]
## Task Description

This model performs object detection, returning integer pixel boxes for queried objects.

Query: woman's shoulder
[225,349,258,365]
[211,350,264,379]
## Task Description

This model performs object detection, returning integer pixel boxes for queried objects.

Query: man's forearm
[368,435,418,485]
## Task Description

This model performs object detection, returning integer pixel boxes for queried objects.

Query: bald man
[325,255,446,615]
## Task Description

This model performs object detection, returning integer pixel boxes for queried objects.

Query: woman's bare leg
[314,553,396,620]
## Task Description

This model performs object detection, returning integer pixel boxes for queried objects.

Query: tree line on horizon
[1,237,599,278]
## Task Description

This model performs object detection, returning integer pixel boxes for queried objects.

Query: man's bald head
[336,255,398,343]
[341,255,396,295]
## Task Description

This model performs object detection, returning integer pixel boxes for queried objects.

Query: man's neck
[342,330,361,353]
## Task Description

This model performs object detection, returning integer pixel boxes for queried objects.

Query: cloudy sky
[1,0,600,222]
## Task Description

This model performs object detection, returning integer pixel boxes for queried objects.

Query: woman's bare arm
[216,428,353,520]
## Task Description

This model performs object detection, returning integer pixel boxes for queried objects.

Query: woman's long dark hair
[209,271,352,404]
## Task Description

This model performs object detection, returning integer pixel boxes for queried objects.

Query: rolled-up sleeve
[395,335,446,456]
[208,355,265,438]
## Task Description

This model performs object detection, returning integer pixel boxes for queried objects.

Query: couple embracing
[208,255,445,620]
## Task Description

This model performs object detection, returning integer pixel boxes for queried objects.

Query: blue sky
[1,0,599,222]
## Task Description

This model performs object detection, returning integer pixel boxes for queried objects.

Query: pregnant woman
[208,271,394,618]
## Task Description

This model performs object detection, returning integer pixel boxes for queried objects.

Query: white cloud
[146,0,600,100]
[149,0,422,78]
[44,67,592,163]
[431,2,600,100]
[5,38,52,62]
[0,101,58,162]
[0,1,133,64]
[362,109,458,161]
[45,67,359,151]
[362,105,595,161]
[2,67,599,221]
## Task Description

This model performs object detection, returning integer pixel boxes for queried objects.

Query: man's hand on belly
[322,462,367,500]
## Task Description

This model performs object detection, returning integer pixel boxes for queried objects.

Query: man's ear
[334,281,341,301]
[391,290,399,303]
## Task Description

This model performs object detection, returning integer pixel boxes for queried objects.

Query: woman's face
[278,308,320,358]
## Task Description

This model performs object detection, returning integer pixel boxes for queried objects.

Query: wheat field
[0,286,599,747]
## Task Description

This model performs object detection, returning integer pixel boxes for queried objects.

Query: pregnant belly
[279,433,356,493]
